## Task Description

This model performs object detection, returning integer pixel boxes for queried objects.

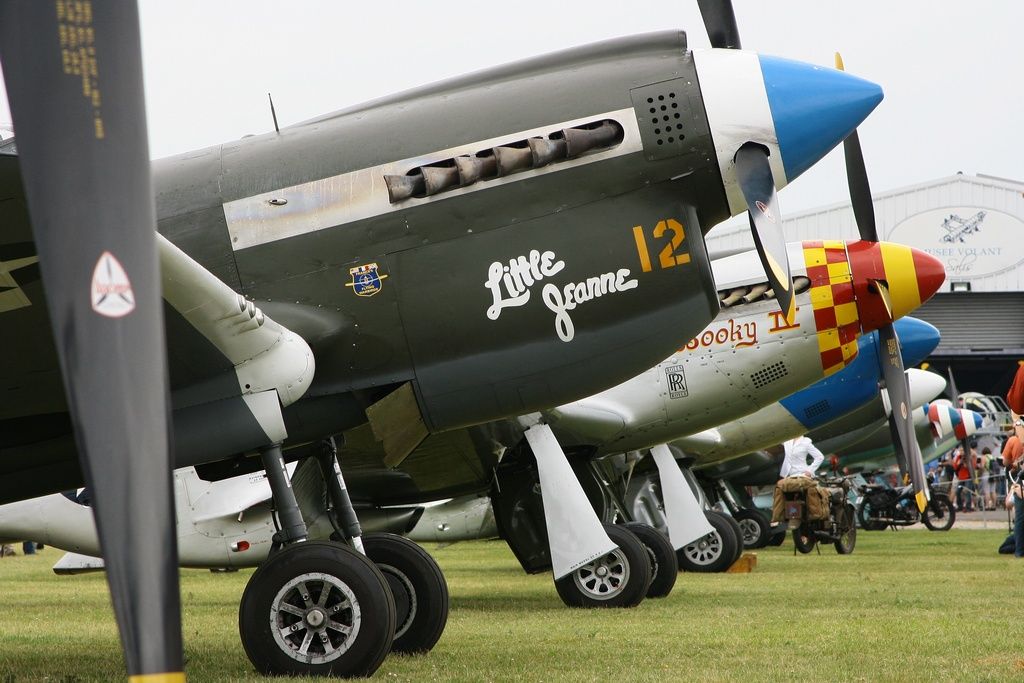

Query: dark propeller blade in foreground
[697,0,742,49]
[735,144,796,324]
[0,3,184,681]
[835,52,928,512]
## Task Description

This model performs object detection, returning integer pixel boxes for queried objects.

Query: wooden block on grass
[726,552,757,573]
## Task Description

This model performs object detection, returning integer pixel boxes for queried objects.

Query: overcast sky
[1,1,1021,215]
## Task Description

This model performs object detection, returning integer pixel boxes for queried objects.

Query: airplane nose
[759,55,884,182]
[906,368,947,409]
[928,404,984,439]
[847,242,946,333]
[891,317,940,368]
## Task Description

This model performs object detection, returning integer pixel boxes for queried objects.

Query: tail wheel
[623,522,678,598]
[834,504,857,554]
[922,495,956,531]
[733,509,771,549]
[238,541,396,678]
[361,533,449,654]
[677,511,740,573]
[554,524,651,608]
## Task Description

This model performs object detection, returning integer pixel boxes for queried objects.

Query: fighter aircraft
[0,1,884,678]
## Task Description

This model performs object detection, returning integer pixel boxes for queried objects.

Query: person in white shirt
[779,435,825,478]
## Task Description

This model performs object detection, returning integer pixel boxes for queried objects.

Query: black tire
[922,495,956,531]
[793,527,817,554]
[713,511,745,565]
[361,533,449,654]
[834,504,857,554]
[856,500,887,531]
[623,522,678,599]
[733,508,771,549]
[554,524,651,608]
[238,541,396,678]
[677,510,740,573]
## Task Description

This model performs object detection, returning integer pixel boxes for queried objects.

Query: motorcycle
[856,479,956,531]
[780,476,857,554]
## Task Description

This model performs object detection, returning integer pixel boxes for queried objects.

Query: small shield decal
[91,251,136,318]
[345,262,388,297]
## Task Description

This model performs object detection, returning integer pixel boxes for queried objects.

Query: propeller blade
[878,326,929,512]
[947,365,961,405]
[735,144,795,323]
[697,0,742,49]
[0,3,183,681]
[835,53,926,507]
[835,53,879,243]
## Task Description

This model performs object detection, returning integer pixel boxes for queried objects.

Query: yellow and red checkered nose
[847,241,945,332]
[801,241,860,377]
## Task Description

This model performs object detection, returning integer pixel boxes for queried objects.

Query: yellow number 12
[632,219,691,273]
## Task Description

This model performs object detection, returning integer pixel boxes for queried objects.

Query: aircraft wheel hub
[571,548,629,600]
[270,571,362,664]
[683,531,723,566]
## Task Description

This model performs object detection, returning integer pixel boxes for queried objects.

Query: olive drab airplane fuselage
[0,31,884,503]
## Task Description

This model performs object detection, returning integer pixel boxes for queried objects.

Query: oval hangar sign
[887,207,1024,280]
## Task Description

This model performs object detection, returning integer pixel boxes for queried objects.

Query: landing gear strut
[238,443,396,677]
[318,438,450,654]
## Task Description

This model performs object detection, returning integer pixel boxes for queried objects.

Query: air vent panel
[803,399,831,420]
[750,361,788,389]
[630,78,702,162]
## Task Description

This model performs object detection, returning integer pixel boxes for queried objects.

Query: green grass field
[0,529,1020,682]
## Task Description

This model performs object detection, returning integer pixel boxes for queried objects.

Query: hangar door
[914,293,1024,356]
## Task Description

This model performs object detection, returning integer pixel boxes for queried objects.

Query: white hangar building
[705,173,1024,396]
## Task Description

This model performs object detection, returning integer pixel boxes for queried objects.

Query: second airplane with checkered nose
[544,239,944,453]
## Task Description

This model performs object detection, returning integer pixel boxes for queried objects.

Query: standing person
[979,448,994,511]
[939,454,957,502]
[780,435,825,478]
[991,447,1006,504]
[952,446,974,511]
[1002,419,1024,558]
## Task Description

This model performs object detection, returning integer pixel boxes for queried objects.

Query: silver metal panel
[223,108,643,251]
